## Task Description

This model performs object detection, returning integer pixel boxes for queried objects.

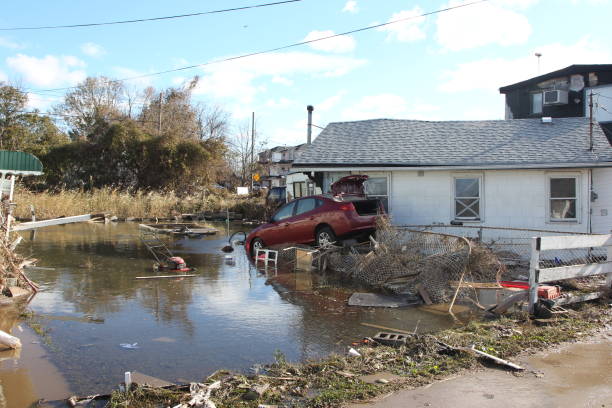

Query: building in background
[258,144,307,189]
[499,64,612,141]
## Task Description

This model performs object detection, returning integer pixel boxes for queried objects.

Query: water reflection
[7,222,463,399]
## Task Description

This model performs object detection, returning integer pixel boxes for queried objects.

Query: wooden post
[5,175,15,240]
[528,237,540,314]
[607,245,612,289]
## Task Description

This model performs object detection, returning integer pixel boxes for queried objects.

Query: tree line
[0,77,265,192]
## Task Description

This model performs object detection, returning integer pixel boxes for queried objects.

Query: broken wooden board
[12,214,92,231]
[468,345,524,370]
[415,284,433,305]
[348,293,419,308]
[360,323,415,335]
[7,286,30,298]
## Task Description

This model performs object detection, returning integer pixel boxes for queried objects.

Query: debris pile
[326,219,505,304]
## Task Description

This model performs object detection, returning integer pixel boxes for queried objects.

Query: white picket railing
[529,234,612,313]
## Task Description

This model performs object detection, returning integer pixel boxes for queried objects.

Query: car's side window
[272,202,296,222]
[316,199,325,208]
[295,198,316,215]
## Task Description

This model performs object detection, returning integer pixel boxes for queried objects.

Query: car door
[263,201,297,246]
[291,198,318,243]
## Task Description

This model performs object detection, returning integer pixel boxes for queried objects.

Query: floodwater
[1,222,465,406]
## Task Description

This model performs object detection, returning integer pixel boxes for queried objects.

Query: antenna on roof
[535,52,542,75]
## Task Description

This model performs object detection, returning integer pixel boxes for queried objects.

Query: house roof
[292,117,612,169]
[499,64,612,93]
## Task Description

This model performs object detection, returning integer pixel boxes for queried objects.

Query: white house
[292,117,612,234]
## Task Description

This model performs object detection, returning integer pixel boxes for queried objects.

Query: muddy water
[1,222,465,405]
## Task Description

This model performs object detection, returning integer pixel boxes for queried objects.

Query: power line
[0,0,303,31]
[26,0,488,94]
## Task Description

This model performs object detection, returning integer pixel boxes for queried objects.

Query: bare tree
[228,118,266,185]
[195,102,229,140]
[54,76,125,140]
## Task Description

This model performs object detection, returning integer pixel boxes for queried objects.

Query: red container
[537,285,561,299]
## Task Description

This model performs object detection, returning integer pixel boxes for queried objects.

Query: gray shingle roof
[293,117,612,168]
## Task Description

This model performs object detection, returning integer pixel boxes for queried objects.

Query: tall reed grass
[13,187,265,220]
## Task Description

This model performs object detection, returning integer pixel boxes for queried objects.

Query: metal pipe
[307,105,314,144]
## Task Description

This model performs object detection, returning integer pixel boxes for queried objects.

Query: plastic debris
[119,343,139,349]
[0,329,21,350]
[347,347,361,357]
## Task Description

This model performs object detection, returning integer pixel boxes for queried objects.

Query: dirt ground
[347,329,612,408]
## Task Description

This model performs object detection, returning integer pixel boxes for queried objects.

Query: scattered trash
[372,332,409,347]
[361,323,414,335]
[124,371,132,390]
[243,383,270,400]
[0,329,21,350]
[172,381,221,408]
[119,343,139,350]
[135,275,196,279]
[347,347,361,357]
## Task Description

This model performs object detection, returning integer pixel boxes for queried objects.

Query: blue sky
[0,0,611,147]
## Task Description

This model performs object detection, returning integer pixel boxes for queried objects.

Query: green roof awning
[0,150,43,175]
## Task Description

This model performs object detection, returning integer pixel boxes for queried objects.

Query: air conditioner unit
[543,90,568,106]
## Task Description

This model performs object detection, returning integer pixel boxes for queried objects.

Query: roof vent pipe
[307,105,314,144]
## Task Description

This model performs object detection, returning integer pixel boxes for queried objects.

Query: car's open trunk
[352,199,381,216]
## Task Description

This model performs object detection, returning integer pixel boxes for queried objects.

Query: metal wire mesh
[402,225,608,269]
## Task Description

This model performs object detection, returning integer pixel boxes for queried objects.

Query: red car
[246,175,384,256]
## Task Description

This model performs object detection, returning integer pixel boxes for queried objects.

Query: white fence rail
[529,234,612,313]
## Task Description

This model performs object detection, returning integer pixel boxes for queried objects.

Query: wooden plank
[607,246,612,288]
[135,275,196,279]
[551,291,603,306]
[528,238,540,314]
[469,346,524,370]
[12,214,92,231]
[415,284,433,305]
[538,262,612,283]
[490,291,528,315]
[539,234,612,251]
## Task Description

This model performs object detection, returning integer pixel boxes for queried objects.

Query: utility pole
[589,90,594,151]
[251,112,255,192]
[158,92,163,134]
[535,52,542,75]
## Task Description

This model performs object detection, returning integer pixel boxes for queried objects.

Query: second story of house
[258,143,307,178]
[499,64,612,141]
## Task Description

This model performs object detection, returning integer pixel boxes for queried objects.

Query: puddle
[1,222,466,402]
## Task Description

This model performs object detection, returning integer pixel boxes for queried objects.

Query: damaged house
[292,117,612,234]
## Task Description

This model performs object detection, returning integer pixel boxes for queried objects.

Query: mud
[347,330,612,408]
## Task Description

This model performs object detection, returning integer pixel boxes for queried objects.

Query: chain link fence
[402,225,608,269]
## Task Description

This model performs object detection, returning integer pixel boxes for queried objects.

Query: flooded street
[1,222,462,405]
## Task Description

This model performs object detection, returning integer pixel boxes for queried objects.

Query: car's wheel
[250,237,265,257]
[315,226,336,247]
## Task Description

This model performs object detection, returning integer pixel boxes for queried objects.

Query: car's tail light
[339,203,355,211]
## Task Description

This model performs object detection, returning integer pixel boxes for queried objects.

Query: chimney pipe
[307,105,314,145]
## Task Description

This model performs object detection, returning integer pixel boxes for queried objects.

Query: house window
[549,177,577,221]
[531,93,543,114]
[293,181,306,199]
[364,177,388,213]
[454,177,481,220]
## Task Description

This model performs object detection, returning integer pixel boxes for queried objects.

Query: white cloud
[436,0,532,51]
[271,75,293,86]
[192,51,366,104]
[317,90,347,112]
[340,93,441,121]
[342,94,408,120]
[26,92,60,111]
[0,37,23,49]
[439,37,612,93]
[303,30,356,53]
[6,54,86,87]
[342,0,359,13]
[80,42,106,58]
[376,7,426,43]
[0,71,7,82]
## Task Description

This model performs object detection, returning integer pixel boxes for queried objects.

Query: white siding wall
[389,169,590,232]
[592,168,612,234]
